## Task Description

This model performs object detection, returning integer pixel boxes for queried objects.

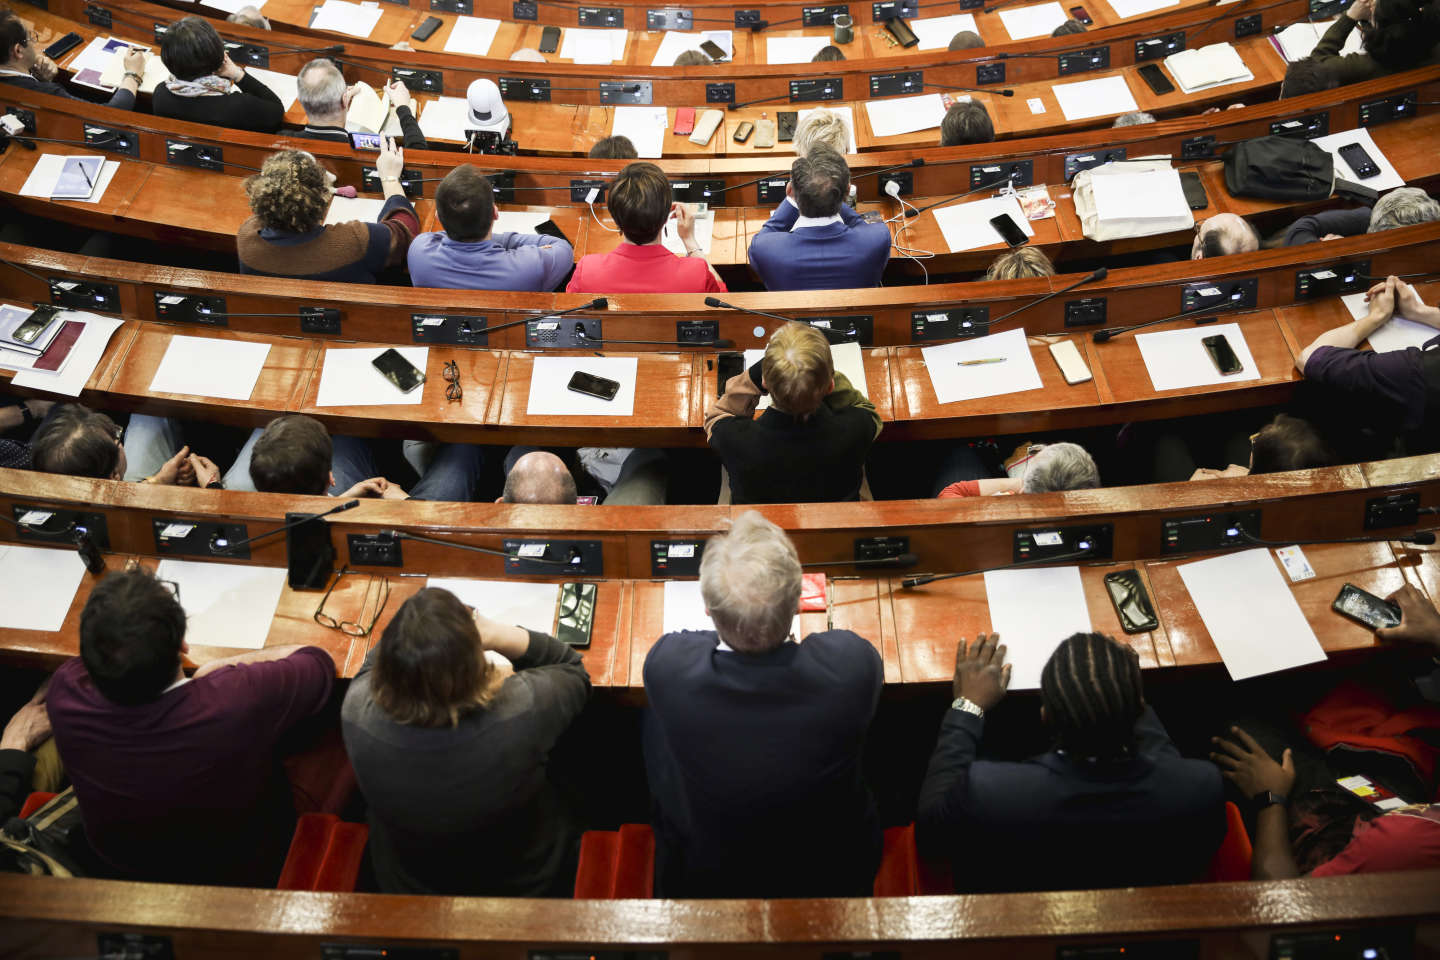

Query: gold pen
[958,357,1006,366]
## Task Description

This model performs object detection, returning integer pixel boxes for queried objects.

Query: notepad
[865,93,949,138]
[997,1,1068,39]
[425,579,560,634]
[1134,322,1261,392]
[663,579,800,639]
[526,356,638,416]
[0,544,87,632]
[315,346,429,407]
[1176,548,1325,681]
[417,96,471,142]
[1090,166,1191,223]
[920,327,1044,405]
[909,13,979,50]
[97,46,170,94]
[324,195,387,226]
[247,67,299,111]
[1342,291,1440,353]
[444,16,501,55]
[984,566,1093,690]
[153,559,287,650]
[1163,42,1253,94]
[611,106,668,159]
[560,27,627,63]
[310,0,384,37]
[51,156,106,200]
[931,194,1033,253]
[652,29,733,65]
[744,341,868,410]
[1271,19,1364,62]
[1312,128,1404,192]
[766,35,833,64]
[661,211,714,255]
[10,312,124,397]
[798,106,856,153]
[19,155,120,205]
[1051,74,1139,121]
[1106,0,1177,17]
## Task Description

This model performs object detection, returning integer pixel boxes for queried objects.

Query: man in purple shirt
[408,164,573,291]
[47,568,334,885]
[1298,275,1440,437]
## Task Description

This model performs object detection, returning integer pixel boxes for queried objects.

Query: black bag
[0,788,87,877]
[1223,136,1335,202]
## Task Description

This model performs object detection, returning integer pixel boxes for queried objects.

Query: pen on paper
[958,357,1006,366]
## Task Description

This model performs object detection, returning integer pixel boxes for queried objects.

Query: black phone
[1337,142,1381,179]
[73,527,106,575]
[732,120,755,143]
[44,31,83,60]
[699,38,728,61]
[1103,569,1158,634]
[348,131,385,151]
[539,25,561,53]
[1333,583,1401,630]
[777,110,798,142]
[716,351,744,396]
[12,304,61,345]
[556,581,597,647]
[1137,62,1175,96]
[372,348,426,393]
[1201,334,1243,375]
[567,369,621,400]
[1180,169,1209,209]
[534,219,570,244]
[285,512,335,590]
[1069,4,1092,23]
[989,213,1028,248]
[411,15,443,40]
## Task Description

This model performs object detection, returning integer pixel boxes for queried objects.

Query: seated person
[238,143,419,283]
[936,441,1099,498]
[644,511,883,897]
[985,246,1054,280]
[237,413,481,502]
[567,162,725,293]
[152,16,284,133]
[0,678,57,821]
[748,146,891,291]
[948,30,984,49]
[812,44,845,61]
[1184,413,1335,481]
[706,322,881,504]
[500,450,577,504]
[1113,110,1156,126]
[918,632,1225,892]
[0,397,51,469]
[48,568,334,884]
[793,108,850,158]
[226,5,270,28]
[1192,212,1259,259]
[673,49,710,65]
[291,58,426,150]
[588,135,637,159]
[1304,0,1440,88]
[1284,187,1440,246]
[939,101,994,146]
[1280,58,1339,98]
[30,403,221,487]
[409,165,573,291]
[0,8,144,108]
[1052,17,1087,34]
[343,588,590,895]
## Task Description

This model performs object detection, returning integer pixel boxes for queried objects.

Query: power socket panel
[571,179,607,202]
[1180,277,1257,313]
[1013,524,1113,563]
[1271,112,1329,139]
[976,62,1005,85]
[670,179,725,203]
[83,123,139,157]
[153,519,249,559]
[676,319,720,344]
[4,107,35,133]
[165,140,222,171]
[733,8,763,27]
[651,539,703,577]
[361,167,423,197]
[1181,134,1216,159]
[50,279,119,312]
[513,0,538,17]
[1234,12,1261,36]
[347,533,404,566]
[300,307,342,335]
[578,4,624,25]
[411,313,490,345]
[879,170,913,197]
[809,314,872,344]
[154,293,227,326]
[392,67,442,93]
[10,505,109,548]
[1064,297,1107,327]
[706,82,736,103]
[1064,148,1125,180]
[526,317,602,349]
[1058,47,1109,76]
[1365,492,1420,530]
[83,2,111,26]
[911,307,989,341]
[1294,260,1370,300]
[499,77,551,101]
[855,535,909,562]
[600,81,651,105]
[503,539,603,576]
[969,159,1033,189]
[1161,510,1260,554]
[1135,31,1184,60]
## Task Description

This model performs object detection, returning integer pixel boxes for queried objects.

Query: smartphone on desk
[732,120,755,143]
[1201,334,1243,376]
[1179,169,1209,209]
[556,581,597,647]
[1138,62,1175,96]
[411,15,442,40]
[539,24,561,53]
[1337,142,1381,179]
[567,369,621,400]
[372,348,426,393]
[11,304,61,345]
[699,38,728,61]
[989,213,1029,248]
[1103,569,1158,634]
[1069,5,1092,23]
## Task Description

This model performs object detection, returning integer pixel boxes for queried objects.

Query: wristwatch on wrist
[123,71,143,84]
[684,246,702,257]
[18,401,36,428]
[381,177,400,184]
[1252,790,1288,809]
[950,696,985,719]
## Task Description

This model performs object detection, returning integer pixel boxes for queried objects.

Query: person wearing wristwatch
[0,10,145,109]
[917,632,1225,893]
[1304,0,1440,88]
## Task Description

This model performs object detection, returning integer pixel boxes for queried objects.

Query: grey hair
[1112,111,1156,127]
[793,108,850,158]
[1022,443,1100,493]
[226,6,270,28]
[698,511,802,654]
[1369,187,1440,232]
[297,58,347,117]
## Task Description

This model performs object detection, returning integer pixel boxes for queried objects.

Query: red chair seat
[874,825,919,896]
[17,792,57,821]
[1205,801,1254,882]
[277,812,368,892]
[574,830,621,898]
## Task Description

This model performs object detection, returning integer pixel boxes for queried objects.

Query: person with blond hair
[705,322,881,503]
[792,107,850,157]
[643,511,883,897]
[984,246,1055,281]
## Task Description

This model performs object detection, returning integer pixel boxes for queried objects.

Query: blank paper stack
[1163,43,1253,94]
[1085,163,1193,239]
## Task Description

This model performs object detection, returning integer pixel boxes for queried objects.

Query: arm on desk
[1297,275,1397,370]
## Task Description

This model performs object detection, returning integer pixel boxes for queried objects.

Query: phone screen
[1337,142,1380,178]
[699,39,728,61]
[1138,62,1175,96]
[13,305,60,344]
[989,213,1029,248]
[1180,170,1208,209]
[1202,334,1243,375]
[372,348,426,393]
[567,370,621,400]
[1333,583,1401,630]
[348,131,384,151]
[539,25,561,52]
[556,581,597,647]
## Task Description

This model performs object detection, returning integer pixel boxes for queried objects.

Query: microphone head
[591,297,608,309]
[900,575,929,588]
[727,102,743,110]
[1409,531,1438,545]
[1091,267,1108,281]
[704,296,725,308]
[338,499,361,511]
[1000,89,1016,96]
[910,158,925,167]
[1092,330,1114,343]
[711,338,736,348]
[891,553,919,568]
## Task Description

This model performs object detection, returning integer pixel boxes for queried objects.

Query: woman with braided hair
[917,631,1225,892]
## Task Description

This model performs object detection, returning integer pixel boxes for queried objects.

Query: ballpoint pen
[958,357,1006,366]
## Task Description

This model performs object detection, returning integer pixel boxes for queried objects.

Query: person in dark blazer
[0,9,145,108]
[152,16,285,133]
[642,511,884,898]
[289,58,427,151]
[918,632,1226,893]
[1306,0,1440,87]
[747,146,891,291]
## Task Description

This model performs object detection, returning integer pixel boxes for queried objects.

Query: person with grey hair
[642,510,883,898]
[748,145,891,290]
[1283,187,1440,246]
[226,5,270,28]
[936,441,1100,498]
[1112,110,1155,126]
[1192,212,1260,259]
[792,108,850,158]
[288,57,427,149]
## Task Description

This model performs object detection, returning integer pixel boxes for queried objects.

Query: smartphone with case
[1337,142,1381,178]
[12,304,61,345]
[45,31,83,60]
[1104,569,1159,634]
[555,581,597,647]
[372,348,426,393]
[411,15,442,40]
[1138,62,1175,96]
[689,108,723,145]
[1179,170,1209,209]
[1069,4,1092,22]
[699,38,728,61]
[674,106,696,135]
[989,213,1028,248]
[567,369,621,400]
[777,110,798,142]
[1201,334,1243,375]
[539,25,561,53]
[753,115,776,148]
[732,120,755,143]
[1333,583,1401,630]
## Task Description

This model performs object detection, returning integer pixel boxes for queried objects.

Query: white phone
[1049,339,1092,385]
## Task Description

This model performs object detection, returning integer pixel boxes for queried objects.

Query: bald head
[502,452,577,504]
[1192,213,1259,260]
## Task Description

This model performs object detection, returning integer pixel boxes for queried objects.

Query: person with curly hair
[237,139,420,283]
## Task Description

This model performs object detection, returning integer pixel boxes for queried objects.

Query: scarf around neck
[165,74,233,97]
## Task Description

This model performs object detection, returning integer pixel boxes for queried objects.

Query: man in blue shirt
[408,164,573,291]
[747,146,891,291]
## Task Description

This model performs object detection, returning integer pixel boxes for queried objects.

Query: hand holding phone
[1333,583,1402,630]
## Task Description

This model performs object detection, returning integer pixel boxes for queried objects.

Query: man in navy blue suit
[747,146,892,291]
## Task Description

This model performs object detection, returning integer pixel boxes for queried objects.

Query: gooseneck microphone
[576,330,735,349]
[902,543,1096,589]
[925,82,1016,97]
[903,172,1017,219]
[212,499,360,554]
[389,529,576,566]
[990,268,1107,326]
[801,553,920,569]
[1233,524,1437,548]
[1091,296,1250,343]
[704,297,861,343]
[461,298,609,339]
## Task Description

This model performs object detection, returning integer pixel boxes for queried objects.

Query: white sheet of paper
[324,195,386,226]
[315,346,429,407]
[1091,167,1192,222]
[611,106,668,159]
[1107,0,1177,16]
[662,579,800,639]
[19,155,120,204]
[1311,128,1404,191]
[766,35,833,64]
[798,106,856,153]
[1052,74,1139,121]
[998,1,1068,39]
[651,29,733,65]
[984,566,1092,690]
[744,341,868,410]
[1176,548,1326,681]
[425,578,559,634]
[910,13,979,49]
[66,36,126,76]
[561,27,627,63]
[1163,43,1253,94]
[417,96,470,141]
[931,194,1034,253]
[246,67,299,111]
[865,93,949,137]
[148,335,270,400]
[920,327,1044,405]
[443,16,501,54]
[1135,321,1261,392]
[153,559,287,650]
[0,544,86,632]
[661,213,714,255]
[526,355,638,416]
[1342,291,1439,352]
[11,313,124,396]
[310,0,384,37]
[493,209,555,234]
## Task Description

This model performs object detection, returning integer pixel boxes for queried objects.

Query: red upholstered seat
[1205,802,1254,883]
[17,792,57,821]
[614,823,656,898]
[873,825,919,896]
[574,829,621,898]
[277,813,369,892]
